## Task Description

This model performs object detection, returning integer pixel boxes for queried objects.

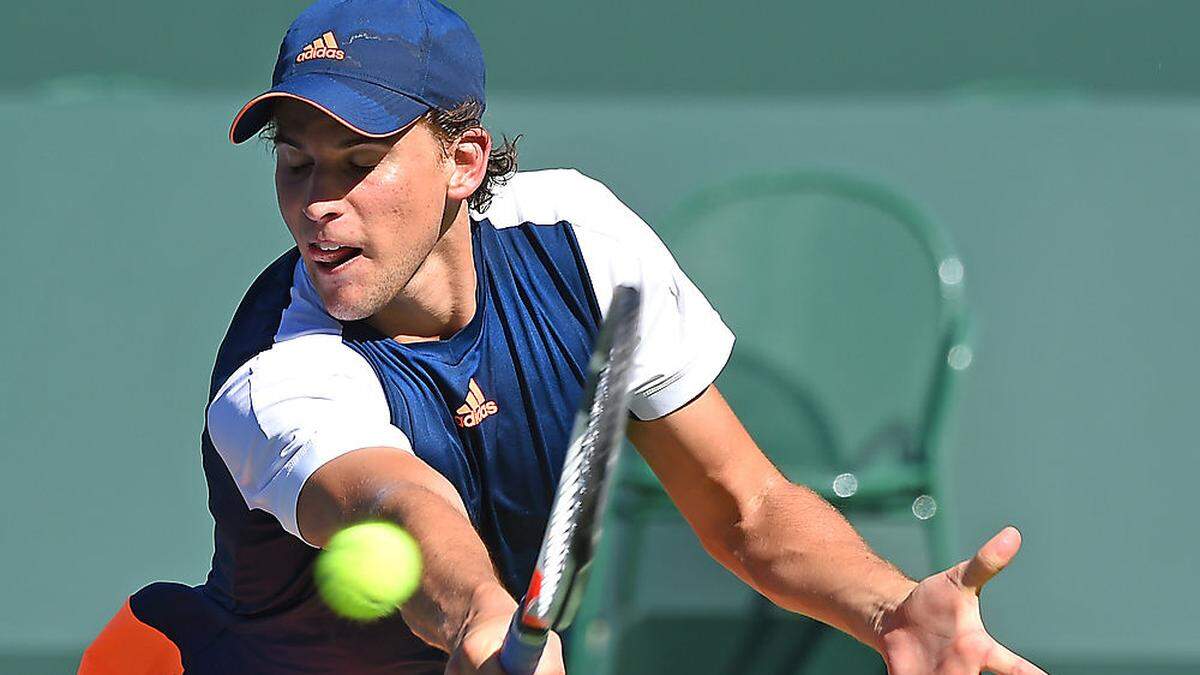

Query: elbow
[697,473,792,584]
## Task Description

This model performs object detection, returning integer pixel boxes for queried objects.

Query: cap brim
[229,73,431,144]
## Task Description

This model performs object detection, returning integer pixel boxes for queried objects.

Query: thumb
[960,526,1022,595]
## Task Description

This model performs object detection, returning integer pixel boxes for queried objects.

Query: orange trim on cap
[228,91,418,144]
[78,598,183,675]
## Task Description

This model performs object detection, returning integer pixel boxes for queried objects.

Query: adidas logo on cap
[296,31,345,63]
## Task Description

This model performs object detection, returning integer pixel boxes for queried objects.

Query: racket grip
[498,614,546,675]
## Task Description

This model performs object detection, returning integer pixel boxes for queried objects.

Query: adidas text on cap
[229,0,485,144]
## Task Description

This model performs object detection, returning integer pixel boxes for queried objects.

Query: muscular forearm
[722,474,916,650]
[368,481,516,652]
[297,447,515,654]
[630,387,916,653]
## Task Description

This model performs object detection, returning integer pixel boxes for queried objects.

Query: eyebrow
[273,131,391,150]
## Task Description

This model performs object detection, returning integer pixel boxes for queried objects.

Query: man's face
[272,99,454,321]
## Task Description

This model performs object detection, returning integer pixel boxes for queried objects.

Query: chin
[318,289,379,322]
[326,304,374,322]
[311,264,409,324]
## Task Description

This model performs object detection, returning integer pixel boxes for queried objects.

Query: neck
[367,203,477,343]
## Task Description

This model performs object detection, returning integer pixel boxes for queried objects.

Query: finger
[983,641,1049,675]
[961,526,1022,594]
[532,631,566,675]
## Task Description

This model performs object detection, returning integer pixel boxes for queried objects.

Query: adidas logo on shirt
[455,378,499,428]
[296,32,345,63]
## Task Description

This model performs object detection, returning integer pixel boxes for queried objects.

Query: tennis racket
[498,284,642,675]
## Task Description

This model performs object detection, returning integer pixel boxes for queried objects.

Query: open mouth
[309,243,363,273]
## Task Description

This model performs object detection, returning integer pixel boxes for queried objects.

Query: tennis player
[79,1,1045,674]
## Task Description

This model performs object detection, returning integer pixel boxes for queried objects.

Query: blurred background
[2,1,1197,673]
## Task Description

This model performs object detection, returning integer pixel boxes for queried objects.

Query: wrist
[453,582,517,650]
[868,576,918,651]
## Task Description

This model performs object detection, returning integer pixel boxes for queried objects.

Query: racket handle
[498,614,547,675]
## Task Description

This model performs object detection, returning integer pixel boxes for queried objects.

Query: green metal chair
[568,170,972,674]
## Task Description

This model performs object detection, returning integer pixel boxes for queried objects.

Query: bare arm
[628,385,915,649]
[632,385,1046,674]
[296,447,516,654]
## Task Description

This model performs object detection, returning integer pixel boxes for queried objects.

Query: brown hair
[421,99,519,212]
[259,99,518,212]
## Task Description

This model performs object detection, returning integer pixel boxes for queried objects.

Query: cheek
[274,165,297,205]
[274,173,306,235]
[359,169,446,239]
[373,143,450,206]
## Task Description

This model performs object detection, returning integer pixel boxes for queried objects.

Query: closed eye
[276,144,313,171]
[350,152,385,170]
[283,160,313,175]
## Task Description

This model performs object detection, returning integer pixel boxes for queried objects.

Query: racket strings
[518,285,642,630]
[532,356,616,619]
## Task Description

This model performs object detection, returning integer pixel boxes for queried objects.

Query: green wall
[2,1,1198,672]
[10,1,1200,96]
[3,90,1196,672]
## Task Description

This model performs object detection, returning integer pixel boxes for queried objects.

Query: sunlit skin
[271,99,490,341]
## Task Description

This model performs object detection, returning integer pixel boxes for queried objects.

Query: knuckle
[969,554,1002,578]
[977,552,1005,572]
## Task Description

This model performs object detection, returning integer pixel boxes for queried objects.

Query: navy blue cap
[230,0,485,144]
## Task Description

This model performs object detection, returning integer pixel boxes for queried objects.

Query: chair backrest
[658,170,970,476]
[571,172,972,675]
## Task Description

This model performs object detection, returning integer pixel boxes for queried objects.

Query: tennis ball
[314,521,423,621]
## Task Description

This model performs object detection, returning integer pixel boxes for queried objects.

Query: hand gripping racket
[498,285,642,675]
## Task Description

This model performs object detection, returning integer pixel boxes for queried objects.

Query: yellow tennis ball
[314,521,423,621]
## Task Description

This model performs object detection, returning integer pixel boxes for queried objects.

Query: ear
[446,127,492,203]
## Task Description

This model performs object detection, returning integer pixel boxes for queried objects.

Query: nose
[302,169,350,224]
[303,195,342,225]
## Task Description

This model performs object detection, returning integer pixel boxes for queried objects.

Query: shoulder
[474,169,648,243]
[475,169,669,283]
[472,168,603,224]
[476,177,735,422]
[207,333,386,440]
